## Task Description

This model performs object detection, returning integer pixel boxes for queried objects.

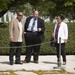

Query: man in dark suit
[23,10,45,63]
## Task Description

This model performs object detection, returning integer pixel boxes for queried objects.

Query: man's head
[17,12,23,21]
[33,10,39,18]
[56,14,64,24]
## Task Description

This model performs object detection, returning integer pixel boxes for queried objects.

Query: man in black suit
[23,10,45,63]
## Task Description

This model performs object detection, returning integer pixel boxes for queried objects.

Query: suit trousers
[25,32,41,62]
[56,43,66,62]
[9,42,22,63]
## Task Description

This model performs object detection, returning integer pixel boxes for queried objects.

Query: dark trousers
[25,32,41,62]
[56,43,66,62]
[9,42,22,63]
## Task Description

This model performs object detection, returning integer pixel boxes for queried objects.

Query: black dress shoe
[34,61,38,64]
[22,60,30,63]
[15,62,23,64]
[10,61,13,65]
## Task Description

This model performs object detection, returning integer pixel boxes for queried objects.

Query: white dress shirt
[27,18,38,32]
[18,22,22,42]
[54,22,68,43]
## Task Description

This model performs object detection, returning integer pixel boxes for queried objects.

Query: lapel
[21,21,24,32]
[59,22,63,30]
[37,18,41,28]
[15,18,20,30]
[29,16,33,22]
[37,18,40,28]
[16,18,24,31]
[27,16,33,28]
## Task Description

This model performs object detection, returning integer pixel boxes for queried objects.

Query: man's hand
[38,28,42,32]
[24,32,26,34]
[9,37,14,42]
[64,39,68,43]
[52,33,54,38]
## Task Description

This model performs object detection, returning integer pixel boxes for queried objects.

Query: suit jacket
[54,22,68,43]
[24,16,45,43]
[9,18,24,42]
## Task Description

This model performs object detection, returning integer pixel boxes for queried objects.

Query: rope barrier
[0,40,75,49]
[0,41,50,49]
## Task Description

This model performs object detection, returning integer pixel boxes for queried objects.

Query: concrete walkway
[0,55,75,75]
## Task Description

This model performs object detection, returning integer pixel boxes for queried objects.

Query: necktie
[31,18,36,31]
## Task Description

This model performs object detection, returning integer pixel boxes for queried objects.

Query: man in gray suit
[9,12,24,65]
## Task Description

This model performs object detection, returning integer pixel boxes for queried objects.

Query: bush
[0,22,75,55]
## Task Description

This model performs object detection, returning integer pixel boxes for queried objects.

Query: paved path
[0,55,75,75]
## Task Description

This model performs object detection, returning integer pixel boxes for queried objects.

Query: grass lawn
[0,68,75,75]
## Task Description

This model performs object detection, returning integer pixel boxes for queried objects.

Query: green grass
[0,68,75,75]
[0,70,17,75]
[32,68,75,75]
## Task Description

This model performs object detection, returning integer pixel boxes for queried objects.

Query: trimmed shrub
[0,22,75,55]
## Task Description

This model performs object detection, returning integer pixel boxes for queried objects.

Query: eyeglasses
[18,14,23,16]
[56,18,60,19]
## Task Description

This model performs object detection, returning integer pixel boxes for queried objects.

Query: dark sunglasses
[18,14,23,16]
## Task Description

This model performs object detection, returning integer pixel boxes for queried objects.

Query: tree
[0,0,19,17]
[51,0,75,20]
[0,0,43,17]
[0,0,75,20]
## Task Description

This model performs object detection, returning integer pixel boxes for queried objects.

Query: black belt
[26,31,38,33]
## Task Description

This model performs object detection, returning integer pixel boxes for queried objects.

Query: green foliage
[0,0,75,20]
[0,22,75,55]
[0,0,13,10]
[0,23,9,55]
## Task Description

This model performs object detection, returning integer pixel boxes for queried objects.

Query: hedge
[0,22,75,55]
